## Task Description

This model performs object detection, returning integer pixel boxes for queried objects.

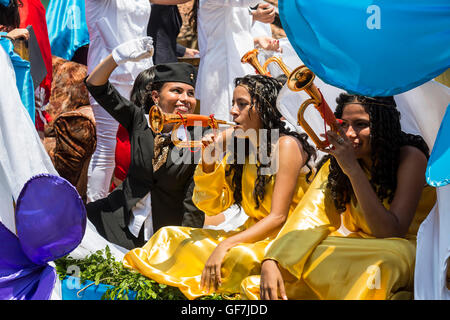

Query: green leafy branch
[54,246,231,300]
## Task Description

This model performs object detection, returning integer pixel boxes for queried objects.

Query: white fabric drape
[415,185,450,300]
[0,46,58,234]
[85,0,152,202]
[196,0,259,122]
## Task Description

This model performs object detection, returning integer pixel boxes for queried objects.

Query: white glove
[111,36,154,65]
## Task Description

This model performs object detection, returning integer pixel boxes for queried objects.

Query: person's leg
[241,236,416,300]
[86,101,119,202]
[300,236,416,300]
[85,198,145,250]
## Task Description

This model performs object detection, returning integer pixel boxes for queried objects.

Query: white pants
[86,83,131,203]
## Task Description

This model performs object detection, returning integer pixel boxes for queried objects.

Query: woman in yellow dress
[123,74,317,299]
[242,93,436,300]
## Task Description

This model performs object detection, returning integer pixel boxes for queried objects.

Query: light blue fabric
[61,276,137,300]
[46,0,89,61]
[0,0,10,7]
[0,35,35,123]
[426,103,450,187]
[279,1,450,97]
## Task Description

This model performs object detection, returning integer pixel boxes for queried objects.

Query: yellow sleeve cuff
[192,159,234,216]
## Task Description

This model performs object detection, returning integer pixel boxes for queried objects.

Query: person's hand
[318,123,359,176]
[254,36,282,53]
[252,2,276,24]
[111,36,154,65]
[201,128,232,171]
[6,28,29,41]
[201,132,221,169]
[200,242,229,293]
[183,47,199,58]
[260,259,287,300]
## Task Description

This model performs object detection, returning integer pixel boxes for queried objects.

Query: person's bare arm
[85,54,117,86]
[324,129,427,238]
[86,36,153,86]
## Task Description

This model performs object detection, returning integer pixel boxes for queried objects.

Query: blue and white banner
[426,103,450,187]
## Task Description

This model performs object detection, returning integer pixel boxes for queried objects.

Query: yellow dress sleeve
[264,160,341,279]
[192,156,235,216]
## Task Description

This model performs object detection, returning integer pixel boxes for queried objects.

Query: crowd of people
[0,0,449,300]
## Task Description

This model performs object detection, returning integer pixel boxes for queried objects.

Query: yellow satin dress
[241,161,436,300]
[123,157,311,299]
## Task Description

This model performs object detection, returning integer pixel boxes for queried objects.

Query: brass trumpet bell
[241,48,339,149]
[149,104,166,133]
[287,66,338,149]
[240,49,269,76]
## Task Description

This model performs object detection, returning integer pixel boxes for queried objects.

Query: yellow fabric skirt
[123,158,311,300]
[123,224,271,299]
[241,235,417,300]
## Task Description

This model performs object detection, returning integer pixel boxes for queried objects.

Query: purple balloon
[0,175,86,300]
[15,174,86,265]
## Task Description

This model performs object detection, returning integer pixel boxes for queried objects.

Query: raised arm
[193,129,236,216]
[85,37,153,130]
[348,146,427,237]
[85,54,117,86]
[86,37,153,86]
[324,129,428,238]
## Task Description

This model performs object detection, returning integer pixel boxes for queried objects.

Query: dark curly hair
[226,74,316,209]
[320,93,429,213]
[129,66,164,113]
[0,0,22,32]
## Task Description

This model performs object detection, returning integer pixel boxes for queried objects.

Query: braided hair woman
[244,93,436,300]
[123,74,317,299]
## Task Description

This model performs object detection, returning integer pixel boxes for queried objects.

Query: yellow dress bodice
[337,185,436,240]
[243,160,436,300]
[192,156,311,227]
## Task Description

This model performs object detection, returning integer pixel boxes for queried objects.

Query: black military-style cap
[152,62,197,88]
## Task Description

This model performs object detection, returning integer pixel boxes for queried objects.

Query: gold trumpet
[240,48,290,77]
[148,105,236,148]
[241,48,339,149]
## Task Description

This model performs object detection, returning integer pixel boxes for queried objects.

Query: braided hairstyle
[323,93,429,212]
[227,74,316,209]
